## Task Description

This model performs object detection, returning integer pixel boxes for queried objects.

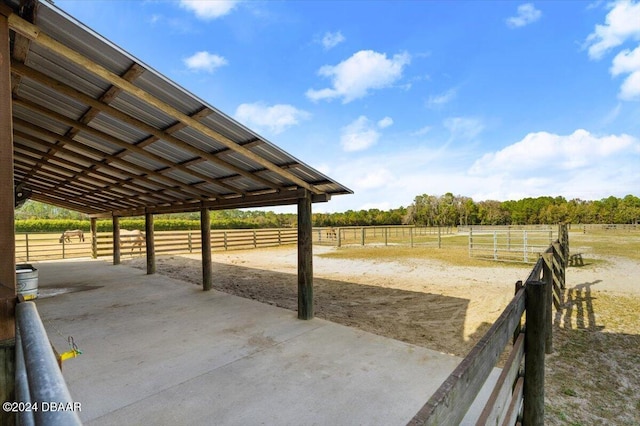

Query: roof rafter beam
[14,139,176,206]
[13,153,146,209]
[13,118,213,204]
[13,97,220,201]
[6,13,322,195]
[11,59,281,193]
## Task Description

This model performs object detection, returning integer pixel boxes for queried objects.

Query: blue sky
[54,0,640,213]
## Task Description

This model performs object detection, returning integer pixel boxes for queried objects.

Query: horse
[59,229,85,243]
[120,229,145,254]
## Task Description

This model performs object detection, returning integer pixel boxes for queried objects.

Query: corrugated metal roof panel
[4,0,352,216]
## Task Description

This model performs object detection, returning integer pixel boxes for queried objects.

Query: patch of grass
[570,230,640,261]
[317,245,529,268]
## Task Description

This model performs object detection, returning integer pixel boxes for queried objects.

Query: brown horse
[59,229,85,243]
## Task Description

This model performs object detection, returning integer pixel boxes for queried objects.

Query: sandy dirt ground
[124,245,639,358]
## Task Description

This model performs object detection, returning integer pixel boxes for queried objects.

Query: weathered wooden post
[145,211,155,275]
[361,227,365,246]
[542,252,554,354]
[0,11,16,422]
[112,216,121,265]
[523,280,547,425]
[384,227,388,246]
[91,217,97,259]
[438,226,441,249]
[410,227,414,248]
[201,207,212,291]
[337,227,342,247]
[298,190,313,319]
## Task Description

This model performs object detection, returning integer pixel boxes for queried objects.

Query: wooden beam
[11,61,275,193]
[0,13,16,423]
[145,212,155,275]
[200,207,212,291]
[113,216,121,265]
[0,11,16,320]
[297,190,313,320]
[6,13,322,195]
[91,217,98,259]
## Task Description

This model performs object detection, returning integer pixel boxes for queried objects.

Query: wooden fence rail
[408,224,568,425]
[15,228,298,262]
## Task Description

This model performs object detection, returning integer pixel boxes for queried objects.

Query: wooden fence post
[25,233,30,262]
[361,227,365,246]
[337,228,342,247]
[523,281,547,425]
[438,226,441,249]
[542,253,553,354]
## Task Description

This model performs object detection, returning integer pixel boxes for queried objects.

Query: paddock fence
[408,224,568,425]
[15,228,298,262]
[314,226,455,248]
[467,226,557,263]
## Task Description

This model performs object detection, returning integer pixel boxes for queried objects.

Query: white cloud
[469,129,638,175]
[584,0,640,60]
[306,50,411,103]
[179,0,239,20]
[611,46,640,99]
[184,51,228,73]
[427,88,457,108]
[585,1,640,101]
[234,102,311,134]
[321,31,345,50]
[377,117,394,129]
[506,3,542,28]
[411,126,432,137]
[340,116,381,152]
[444,117,484,140]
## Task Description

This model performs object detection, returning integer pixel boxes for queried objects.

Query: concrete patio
[30,258,499,425]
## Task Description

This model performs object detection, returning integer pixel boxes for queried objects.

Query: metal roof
[3,0,351,217]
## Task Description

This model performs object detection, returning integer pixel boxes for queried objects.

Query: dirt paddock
[124,243,640,424]
[126,245,531,357]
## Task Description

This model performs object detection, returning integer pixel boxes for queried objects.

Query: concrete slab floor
[30,258,499,426]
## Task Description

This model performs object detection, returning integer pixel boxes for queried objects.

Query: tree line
[14,194,640,231]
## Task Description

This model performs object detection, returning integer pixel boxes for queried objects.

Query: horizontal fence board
[476,333,525,425]
[502,376,524,426]
[409,288,526,425]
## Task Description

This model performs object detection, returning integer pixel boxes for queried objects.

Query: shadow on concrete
[117,256,474,357]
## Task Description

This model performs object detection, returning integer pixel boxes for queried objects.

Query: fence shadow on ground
[120,256,479,357]
[547,281,640,425]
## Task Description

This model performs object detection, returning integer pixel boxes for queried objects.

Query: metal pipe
[15,326,35,426]
[17,302,82,426]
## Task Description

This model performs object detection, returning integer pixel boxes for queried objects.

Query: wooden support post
[201,207,212,291]
[542,252,553,354]
[145,211,155,275]
[297,191,313,320]
[438,226,441,249]
[91,217,97,259]
[523,281,547,425]
[112,216,121,265]
[360,227,365,246]
[0,12,16,422]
